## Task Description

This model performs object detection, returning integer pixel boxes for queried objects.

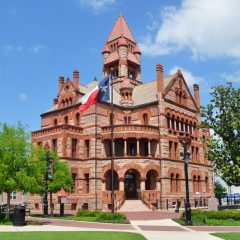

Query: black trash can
[13,206,26,226]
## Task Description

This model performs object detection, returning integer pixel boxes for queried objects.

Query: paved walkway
[0,214,239,240]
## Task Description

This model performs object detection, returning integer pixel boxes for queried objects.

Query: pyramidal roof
[107,15,136,43]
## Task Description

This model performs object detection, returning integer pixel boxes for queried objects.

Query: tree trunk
[5,192,11,220]
[50,191,53,216]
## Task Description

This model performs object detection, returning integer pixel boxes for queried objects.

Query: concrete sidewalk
[0,218,225,240]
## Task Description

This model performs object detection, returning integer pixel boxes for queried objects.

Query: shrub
[76,210,101,217]
[96,212,127,222]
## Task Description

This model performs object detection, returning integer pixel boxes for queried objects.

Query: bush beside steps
[76,210,129,224]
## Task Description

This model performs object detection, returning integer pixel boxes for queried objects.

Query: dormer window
[143,113,148,125]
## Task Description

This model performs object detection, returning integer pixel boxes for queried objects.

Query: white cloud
[79,0,117,11]
[30,44,48,54]
[140,0,240,59]
[19,93,27,101]
[221,69,240,83]
[1,45,23,55]
[169,66,203,86]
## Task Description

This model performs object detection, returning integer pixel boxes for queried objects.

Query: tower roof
[107,15,136,43]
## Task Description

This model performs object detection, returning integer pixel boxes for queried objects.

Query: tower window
[143,113,148,125]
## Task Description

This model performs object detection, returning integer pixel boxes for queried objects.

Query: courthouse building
[30,16,214,212]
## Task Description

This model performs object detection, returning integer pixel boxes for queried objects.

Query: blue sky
[1,0,240,132]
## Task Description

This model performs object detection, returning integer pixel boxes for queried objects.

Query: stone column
[124,139,127,156]
[137,139,140,156]
[157,177,161,191]
[148,140,151,157]
[102,179,106,191]
[119,178,124,191]
[140,177,146,191]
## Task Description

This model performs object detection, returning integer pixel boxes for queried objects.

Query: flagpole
[95,102,98,210]
[110,69,115,213]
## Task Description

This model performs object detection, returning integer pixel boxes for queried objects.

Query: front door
[124,171,138,199]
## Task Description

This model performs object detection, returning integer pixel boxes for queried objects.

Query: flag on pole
[79,76,110,112]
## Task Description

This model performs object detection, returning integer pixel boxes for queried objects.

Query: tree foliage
[214,181,227,199]
[0,122,72,218]
[200,83,240,186]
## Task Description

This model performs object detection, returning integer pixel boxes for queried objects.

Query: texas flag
[79,76,110,112]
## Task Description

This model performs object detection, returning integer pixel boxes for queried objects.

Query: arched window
[143,113,148,125]
[64,116,68,124]
[197,175,201,192]
[193,175,197,193]
[181,118,184,131]
[53,118,57,126]
[170,173,174,193]
[205,176,209,193]
[176,117,180,131]
[167,114,171,128]
[176,173,180,193]
[179,91,182,104]
[75,113,80,126]
[171,116,175,130]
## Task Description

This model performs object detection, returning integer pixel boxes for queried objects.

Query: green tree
[214,181,227,199]
[0,122,41,219]
[200,83,240,186]
[31,147,73,216]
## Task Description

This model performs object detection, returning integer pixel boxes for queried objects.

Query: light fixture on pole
[180,138,192,226]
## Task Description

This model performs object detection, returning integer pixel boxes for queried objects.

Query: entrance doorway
[124,169,140,199]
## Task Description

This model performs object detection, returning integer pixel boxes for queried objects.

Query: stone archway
[124,169,141,200]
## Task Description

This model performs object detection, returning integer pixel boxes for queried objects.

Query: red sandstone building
[31,16,214,212]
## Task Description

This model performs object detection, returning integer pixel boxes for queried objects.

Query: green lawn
[175,209,240,226]
[211,233,240,240]
[0,231,146,240]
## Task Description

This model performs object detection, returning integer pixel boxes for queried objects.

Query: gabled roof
[107,15,136,43]
[163,70,198,109]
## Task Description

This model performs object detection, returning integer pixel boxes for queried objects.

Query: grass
[0,231,146,240]
[211,233,240,240]
[174,209,240,226]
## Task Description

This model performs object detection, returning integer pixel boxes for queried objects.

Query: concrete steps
[119,200,150,212]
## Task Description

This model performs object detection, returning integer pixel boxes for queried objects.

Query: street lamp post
[43,153,49,217]
[181,140,192,225]
[43,152,54,217]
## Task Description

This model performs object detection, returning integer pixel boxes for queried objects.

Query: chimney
[73,70,79,89]
[53,98,58,105]
[156,64,164,93]
[58,76,64,94]
[193,84,200,108]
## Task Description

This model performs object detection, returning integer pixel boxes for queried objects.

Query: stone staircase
[119,200,150,212]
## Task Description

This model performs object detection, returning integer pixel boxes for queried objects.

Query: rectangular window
[85,140,90,158]
[174,142,178,159]
[192,146,195,161]
[196,147,199,161]
[10,192,17,200]
[169,141,173,158]
[52,139,57,152]
[85,173,90,193]
[72,139,78,158]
